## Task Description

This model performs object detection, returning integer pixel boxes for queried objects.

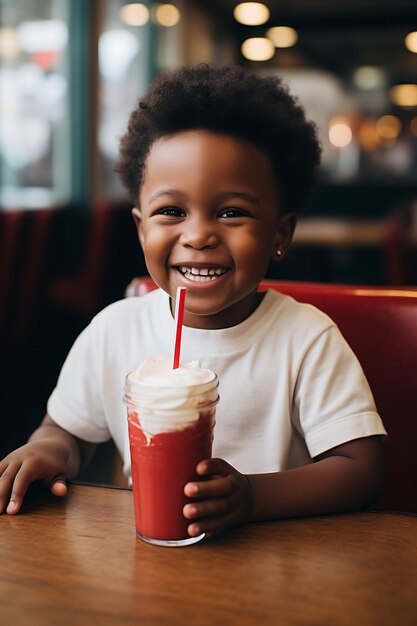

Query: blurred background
[1,0,417,472]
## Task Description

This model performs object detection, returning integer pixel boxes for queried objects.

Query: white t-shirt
[47,289,386,480]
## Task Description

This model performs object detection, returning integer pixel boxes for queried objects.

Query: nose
[179,214,220,250]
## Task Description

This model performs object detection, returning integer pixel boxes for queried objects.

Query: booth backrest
[127,277,417,513]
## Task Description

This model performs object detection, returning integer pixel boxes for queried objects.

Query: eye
[154,207,185,218]
[218,207,251,219]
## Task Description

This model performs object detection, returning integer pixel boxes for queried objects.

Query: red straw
[172,287,186,369]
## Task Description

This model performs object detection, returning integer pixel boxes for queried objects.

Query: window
[98,0,153,198]
[0,0,71,208]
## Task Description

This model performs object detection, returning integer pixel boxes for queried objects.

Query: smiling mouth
[176,266,229,283]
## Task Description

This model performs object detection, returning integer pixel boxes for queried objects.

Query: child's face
[133,130,295,329]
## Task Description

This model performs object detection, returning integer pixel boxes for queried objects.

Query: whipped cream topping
[132,356,215,386]
[125,357,218,435]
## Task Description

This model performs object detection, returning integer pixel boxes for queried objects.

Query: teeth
[178,266,227,282]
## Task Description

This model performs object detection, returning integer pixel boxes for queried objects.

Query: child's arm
[0,415,96,515]
[183,436,383,537]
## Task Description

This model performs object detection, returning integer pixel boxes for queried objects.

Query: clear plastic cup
[124,371,218,547]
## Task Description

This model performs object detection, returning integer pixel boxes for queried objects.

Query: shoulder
[79,289,169,350]
[92,288,166,327]
[264,289,336,339]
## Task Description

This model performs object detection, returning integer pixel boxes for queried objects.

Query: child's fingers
[187,511,237,537]
[184,474,233,498]
[50,479,68,497]
[0,462,21,514]
[195,457,232,476]
[4,474,67,514]
[4,464,32,515]
[183,494,233,520]
[0,458,7,475]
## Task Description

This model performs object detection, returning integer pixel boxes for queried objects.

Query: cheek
[141,229,178,278]
[142,228,168,254]
[234,228,275,261]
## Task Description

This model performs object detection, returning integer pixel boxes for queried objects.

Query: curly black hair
[115,64,321,214]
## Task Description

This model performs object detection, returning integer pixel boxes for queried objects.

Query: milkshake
[124,357,218,547]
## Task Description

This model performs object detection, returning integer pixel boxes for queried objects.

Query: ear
[271,212,297,262]
[131,207,145,249]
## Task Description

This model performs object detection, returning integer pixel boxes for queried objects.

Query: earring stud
[276,249,283,257]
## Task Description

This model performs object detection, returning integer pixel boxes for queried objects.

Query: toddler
[0,65,386,537]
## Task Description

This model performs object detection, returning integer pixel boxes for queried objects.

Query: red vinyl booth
[126,277,417,514]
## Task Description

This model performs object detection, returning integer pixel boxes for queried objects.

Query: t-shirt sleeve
[293,325,387,458]
[47,317,111,443]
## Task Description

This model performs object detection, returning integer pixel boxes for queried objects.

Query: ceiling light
[234,3,270,26]
[266,26,298,48]
[405,31,417,53]
[154,4,181,27]
[241,37,275,61]
[353,66,386,90]
[120,3,150,27]
[376,115,401,140]
[358,119,379,151]
[329,116,352,148]
[390,84,417,107]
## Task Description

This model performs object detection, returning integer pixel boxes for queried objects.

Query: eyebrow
[149,189,260,206]
[219,192,260,207]
[149,189,183,203]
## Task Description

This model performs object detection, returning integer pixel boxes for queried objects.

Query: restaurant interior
[1,0,417,481]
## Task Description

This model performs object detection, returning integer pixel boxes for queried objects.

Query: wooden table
[1,483,416,626]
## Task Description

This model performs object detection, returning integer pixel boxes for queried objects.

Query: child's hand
[0,441,69,515]
[183,458,252,537]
